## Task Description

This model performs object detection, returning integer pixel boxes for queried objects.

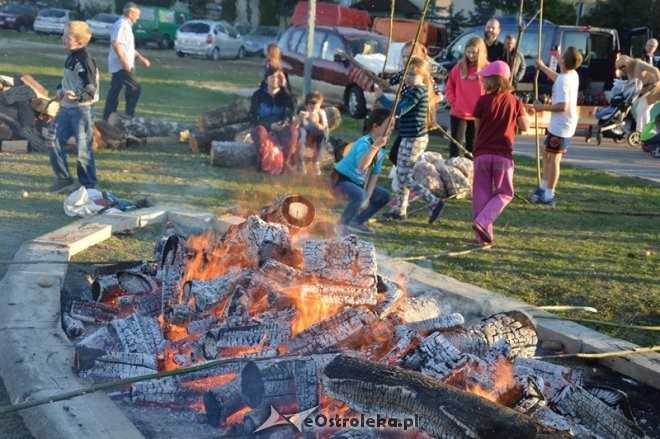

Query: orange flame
[183,231,235,282]
[467,359,514,403]
[224,406,251,426]
[281,283,341,336]
[180,373,237,390]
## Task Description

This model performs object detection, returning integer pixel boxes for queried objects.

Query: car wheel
[236,47,245,59]
[627,131,641,147]
[651,146,660,158]
[158,34,170,50]
[176,51,185,58]
[210,47,220,61]
[345,86,367,119]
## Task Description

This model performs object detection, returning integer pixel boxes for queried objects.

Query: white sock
[540,180,547,190]
[544,189,555,200]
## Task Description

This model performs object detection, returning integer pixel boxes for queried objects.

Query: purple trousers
[471,154,514,243]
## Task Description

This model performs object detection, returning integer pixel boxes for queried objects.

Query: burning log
[323,354,572,438]
[62,312,85,338]
[69,299,119,324]
[76,349,158,382]
[288,307,378,355]
[108,315,164,355]
[258,195,316,232]
[403,331,470,380]
[373,276,405,318]
[92,270,157,302]
[187,316,219,335]
[233,215,292,267]
[210,140,258,168]
[302,236,377,288]
[202,323,290,360]
[473,311,538,357]
[167,303,194,325]
[224,284,252,326]
[552,385,645,438]
[154,234,183,268]
[405,313,465,335]
[183,267,248,312]
[240,357,320,411]
[252,258,300,286]
[514,358,583,401]
[160,264,183,309]
[204,375,246,426]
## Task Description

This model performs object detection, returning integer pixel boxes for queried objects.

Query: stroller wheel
[613,136,623,144]
[652,146,660,159]
[627,131,641,147]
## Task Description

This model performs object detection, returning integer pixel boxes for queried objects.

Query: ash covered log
[373,276,405,318]
[203,323,290,360]
[403,331,470,380]
[232,215,292,267]
[323,355,571,438]
[258,195,316,232]
[552,385,645,438]
[108,314,164,355]
[77,350,158,381]
[210,140,257,168]
[110,112,194,138]
[69,299,119,324]
[288,307,378,355]
[302,236,377,288]
[183,267,248,312]
[92,270,156,302]
[300,283,377,306]
[462,311,538,358]
[167,303,194,325]
[160,264,182,310]
[252,258,300,286]
[405,313,465,335]
[62,312,84,338]
[198,99,251,132]
[514,358,583,401]
[240,358,320,410]
[204,375,246,426]
[187,316,219,335]
[224,284,251,326]
[153,234,184,269]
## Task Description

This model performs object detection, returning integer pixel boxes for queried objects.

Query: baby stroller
[585,79,641,146]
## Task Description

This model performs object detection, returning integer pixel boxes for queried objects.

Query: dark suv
[0,3,37,32]
[279,25,389,119]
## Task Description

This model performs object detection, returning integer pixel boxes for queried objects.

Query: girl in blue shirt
[330,108,392,236]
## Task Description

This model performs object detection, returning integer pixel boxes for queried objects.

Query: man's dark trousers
[103,69,141,121]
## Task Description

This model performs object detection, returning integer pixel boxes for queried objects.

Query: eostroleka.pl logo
[253,406,421,433]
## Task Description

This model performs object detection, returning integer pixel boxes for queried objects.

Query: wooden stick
[0,352,330,415]
[383,244,492,262]
[0,259,149,265]
[582,208,660,217]
[533,346,660,360]
[534,315,660,331]
[379,0,396,78]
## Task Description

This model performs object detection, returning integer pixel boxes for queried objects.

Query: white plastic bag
[63,186,106,217]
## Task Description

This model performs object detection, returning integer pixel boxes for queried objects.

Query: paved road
[436,111,660,184]
[515,132,660,184]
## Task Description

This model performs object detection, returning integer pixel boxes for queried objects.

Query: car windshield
[345,36,388,57]
[95,14,117,23]
[40,9,65,18]
[252,27,277,37]
[2,4,26,13]
[179,22,209,34]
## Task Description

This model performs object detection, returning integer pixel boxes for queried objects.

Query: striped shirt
[378,85,428,138]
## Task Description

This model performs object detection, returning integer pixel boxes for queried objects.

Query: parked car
[86,13,119,42]
[279,25,390,119]
[0,2,37,32]
[243,25,281,56]
[133,6,194,49]
[174,19,245,60]
[33,8,79,35]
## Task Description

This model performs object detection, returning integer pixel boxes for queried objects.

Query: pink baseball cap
[476,61,511,79]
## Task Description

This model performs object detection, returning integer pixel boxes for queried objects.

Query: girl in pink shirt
[444,36,488,157]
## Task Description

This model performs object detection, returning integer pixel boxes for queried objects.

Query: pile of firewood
[0,74,58,153]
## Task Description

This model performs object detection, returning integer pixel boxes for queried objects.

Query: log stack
[0,74,58,152]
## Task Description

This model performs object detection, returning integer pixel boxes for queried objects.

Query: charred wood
[62,312,84,338]
[288,307,378,355]
[466,311,538,358]
[258,195,316,232]
[108,314,164,355]
[69,299,119,324]
[184,267,247,312]
[405,313,465,335]
[167,303,194,325]
[373,276,405,318]
[204,375,247,427]
[198,99,251,132]
[302,236,377,289]
[203,323,290,360]
[323,355,571,438]
[233,216,292,267]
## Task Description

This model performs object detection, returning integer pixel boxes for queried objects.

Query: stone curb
[1,207,658,438]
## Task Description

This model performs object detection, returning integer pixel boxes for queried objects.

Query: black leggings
[449,115,476,158]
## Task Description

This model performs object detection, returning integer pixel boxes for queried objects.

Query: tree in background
[582,0,659,39]
[469,0,575,26]
[446,2,469,39]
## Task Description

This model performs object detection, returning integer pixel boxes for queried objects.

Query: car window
[589,32,612,61]
[322,33,344,61]
[287,28,304,53]
[346,36,386,57]
[140,8,155,21]
[41,9,65,18]
[226,24,238,38]
[294,30,323,57]
[216,23,227,35]
[562,31,589,61]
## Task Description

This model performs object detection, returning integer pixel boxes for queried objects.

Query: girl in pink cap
[471,60,529,245]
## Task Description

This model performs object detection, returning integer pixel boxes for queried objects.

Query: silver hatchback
[174,19,245,60]
[33,8,78,34]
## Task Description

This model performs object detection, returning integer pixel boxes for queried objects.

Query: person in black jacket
[48,21,100,193]
[483,18,505,62]
[639,38,658,67]
[249,66,297,174]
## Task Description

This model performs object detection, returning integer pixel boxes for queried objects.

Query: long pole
[534,0,544,185]
[379,0,397,78]
[302,0,316,97]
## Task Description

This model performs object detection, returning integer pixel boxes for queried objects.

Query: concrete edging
[1,207,657,438]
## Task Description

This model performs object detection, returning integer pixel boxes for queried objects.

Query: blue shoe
[531,187,543,203]
[382,211,407,221]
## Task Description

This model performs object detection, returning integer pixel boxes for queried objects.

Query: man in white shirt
[102,2,150,121]
[532,47,583,206]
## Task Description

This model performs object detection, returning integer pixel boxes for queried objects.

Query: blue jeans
[48,106,97,188]
[332,177,390,225]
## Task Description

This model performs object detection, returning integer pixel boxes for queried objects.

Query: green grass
[1,30,658,347]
